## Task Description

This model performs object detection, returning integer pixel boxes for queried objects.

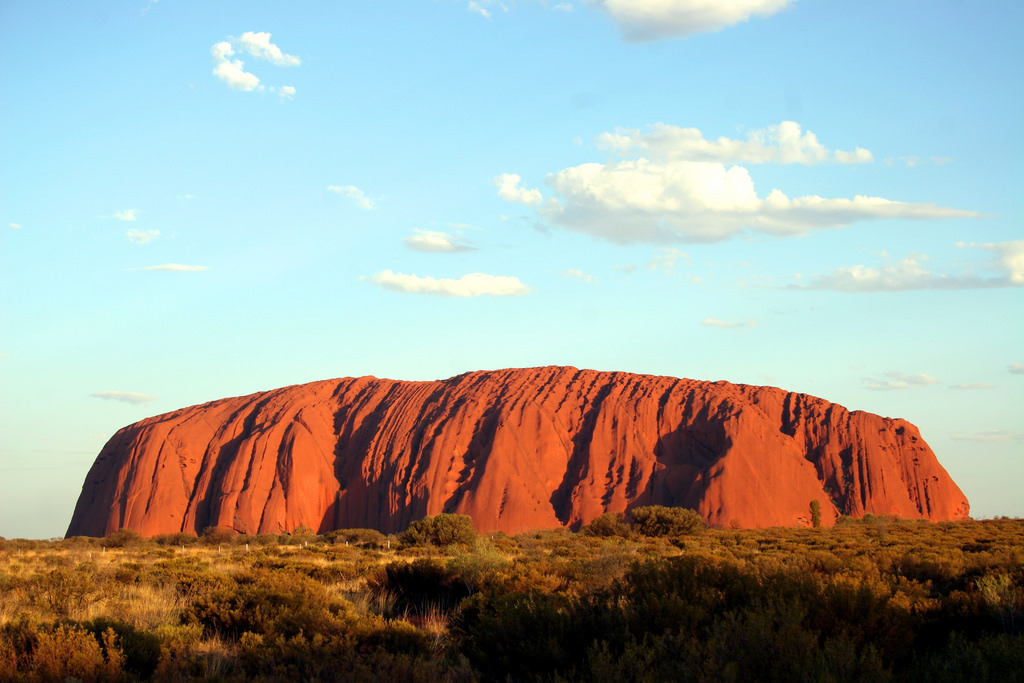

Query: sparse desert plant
[33,564,100,618]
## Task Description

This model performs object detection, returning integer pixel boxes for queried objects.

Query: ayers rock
[67,367,969,537]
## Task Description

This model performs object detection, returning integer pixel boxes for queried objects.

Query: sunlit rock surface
[67,367,970,537]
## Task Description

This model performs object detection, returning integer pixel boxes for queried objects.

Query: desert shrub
[3,623,124,682]
[630,505,705,537]
[103,528,144,548]
[400,514,477,548]
[367,559,472,617]
[84,617,162,679]
[32,565,100,618]
[153,531,199,547]
[181,567,351,639]
[200,525,237,546]
[324,528,387,548]
[581,512,632,538]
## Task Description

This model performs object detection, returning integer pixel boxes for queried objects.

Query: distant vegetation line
[1,514,1022,681]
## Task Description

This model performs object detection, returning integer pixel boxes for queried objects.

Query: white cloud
[211,42,260,91]
[129,264,209,272]
[563,268,598,284]
[958,239,1024,285]
[1010,363,1024,375]
[90,391,156,405]
[468,2,491,19]
[951,430,1024,445]
[647,247,689,271]
[585,0,797,42]
[797,241,1023,292]
[327,185,374,210]
[403,228,475,253]
[126,229,160,244]
[236,31,300,66]
[495,173,544,207]
[367,270,530,297]
[517,157,977,244]
[863,371,939,391]
[949,383,994,391]
[113,209,137,221]
[597,121,873,165]
[701,317,757,329]
[8,223,21,229]
[211,32,298,93]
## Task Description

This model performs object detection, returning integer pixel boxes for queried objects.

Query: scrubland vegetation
[1,511,1022,681]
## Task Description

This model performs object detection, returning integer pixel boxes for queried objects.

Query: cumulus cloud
[510,158,976,244]
[563,268,598,284]
[90,391,156,405]
[701,317,757,330]
[278,85,296,99]
[113,209,137,221]
[403,229,475,253]
[585,0,797,42]
[863,371,939,391]
[1010,363,1024,375]
[367,270,530,297]
[796,241,1023,292]
[126,229,160,244]
[129,264,209,272]
[236,31,300,66]
[327,185,374,210]
[597,121,872,165]
[211,32,298,93]
[495,174,544,207]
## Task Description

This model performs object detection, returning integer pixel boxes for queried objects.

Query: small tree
[400,513,477,548]
[630,505,705,537]
[809,500,822,528]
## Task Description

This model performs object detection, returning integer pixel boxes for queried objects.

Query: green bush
[630,505,705,537]
[400,514,477,548]
[581,512,632,538]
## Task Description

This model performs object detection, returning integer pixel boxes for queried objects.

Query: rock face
[67,367,970,537]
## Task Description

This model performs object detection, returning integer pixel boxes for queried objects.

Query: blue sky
[1,0,1021,539]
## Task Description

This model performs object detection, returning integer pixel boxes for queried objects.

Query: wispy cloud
[327,185,375,210]
[701,317,757,330]
[402,228,475,253]
[563,268,598,284]
[1009,363,1024,375]
[647,247,689,272]
[113,209,137,221]
[128,264,209,272]
[8,223,22,229]
[367,270,530,297]
[863,371,940,391]
[949,383,994,391]
[586,0,797,42]
[211,32,299,94]
[90,391,156,405]
[126,229,160,244]
[597,121,872,165]
[794,241,1023,292]
[951,430,1024,444]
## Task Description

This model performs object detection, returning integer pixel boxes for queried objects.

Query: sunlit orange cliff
[66,367,970,537]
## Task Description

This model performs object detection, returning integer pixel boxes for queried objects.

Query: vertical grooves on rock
[66,367,970,537]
